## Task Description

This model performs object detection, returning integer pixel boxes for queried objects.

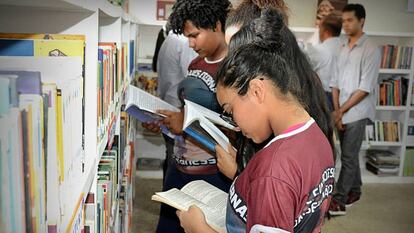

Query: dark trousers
[162,134,175,182]
[325,91,333,112]
[333,118,367,204]
[155,164,232,233]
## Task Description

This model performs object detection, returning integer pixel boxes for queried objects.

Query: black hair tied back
[252,8,285,53]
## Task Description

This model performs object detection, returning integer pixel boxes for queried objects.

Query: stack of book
[365,149,400,176]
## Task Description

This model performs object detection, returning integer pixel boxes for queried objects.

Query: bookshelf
[0,0,139,232]
[293,27,414,183]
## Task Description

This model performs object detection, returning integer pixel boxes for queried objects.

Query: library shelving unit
[292,27,414,183]
[0,0,139,232]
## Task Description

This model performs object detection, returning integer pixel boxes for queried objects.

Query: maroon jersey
[226,119,335,233]
[174,56,223,175]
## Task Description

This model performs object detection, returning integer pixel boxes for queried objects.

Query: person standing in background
[155,30,197,181]
[306,13,342,110]
[329,3,381,216]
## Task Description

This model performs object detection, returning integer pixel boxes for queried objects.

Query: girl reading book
[177,8,335,233]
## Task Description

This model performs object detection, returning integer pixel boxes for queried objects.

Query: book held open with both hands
[151,180,228,233]
[183,99,236,153]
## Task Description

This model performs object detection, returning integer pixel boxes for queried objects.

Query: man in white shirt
[329,4,381,216]
[157,32,197,108]
[307,13,342,110]
[156,31,197,180]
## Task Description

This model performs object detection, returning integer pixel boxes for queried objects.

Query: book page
[183,100,230,152]
[181,180,227,214]
[184,99,235,130]
[126,85,179,115]
[152,188,206,211]
[152,180,228,233]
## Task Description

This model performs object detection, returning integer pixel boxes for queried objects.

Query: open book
[151,180,227,233]
[125,85,180,136]
[183,99,236,153]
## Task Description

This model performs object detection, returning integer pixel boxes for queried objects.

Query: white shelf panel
[379,69,411,74]
[366,31,414,38]
[95,0,123,18]
[366,141,403,147]
[98,132,109,159]
[137,58,152,64]
[287,27,414,38]
[376,106,407,111]
[290,27,317,33]
[0,0,92,12]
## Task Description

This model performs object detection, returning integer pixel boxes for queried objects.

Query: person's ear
[248,78,266,104]
[215,21,222,32]
[360,18,365,28]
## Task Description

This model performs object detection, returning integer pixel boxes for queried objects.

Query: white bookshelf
[0,0,139,232]
[293,27,414,182]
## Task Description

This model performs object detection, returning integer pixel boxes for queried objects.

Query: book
[182,99,236,153]
[124,85,179,137]
[151,180,227,233]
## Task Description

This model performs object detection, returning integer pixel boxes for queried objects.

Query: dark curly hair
[168,0,232,35]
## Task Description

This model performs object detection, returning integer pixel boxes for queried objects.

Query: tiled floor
[132,177,414,233]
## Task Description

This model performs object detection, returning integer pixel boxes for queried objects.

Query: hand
[141,121,162,134]
[332,109,343,124]
[335,119,345,131]
[176,205,215,233]
[158,110,184,134]
[216,144,237,180]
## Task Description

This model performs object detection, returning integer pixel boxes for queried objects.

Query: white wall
[131,0,241,25]
[137,24,162,60]
[285,0,414,33]
[130,0,165,26]
[134,0,414,60]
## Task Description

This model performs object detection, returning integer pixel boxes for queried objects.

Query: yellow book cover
[56,89,65,183]
[24,105,39,232]
[34,40,85,61]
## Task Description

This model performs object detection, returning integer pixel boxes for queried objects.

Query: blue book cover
[0,39,34,56]
[124,104,173,137]
[184,126,216,153]
[129,40,134,75]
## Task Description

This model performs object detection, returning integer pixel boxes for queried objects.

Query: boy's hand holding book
[141,122,162,134]
[158,109,185,135]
